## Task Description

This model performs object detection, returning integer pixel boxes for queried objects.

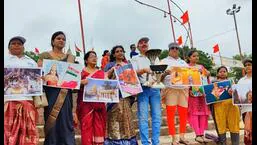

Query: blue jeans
[137,87,161,145]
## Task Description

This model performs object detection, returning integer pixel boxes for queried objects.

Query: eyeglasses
[169,47,179,50]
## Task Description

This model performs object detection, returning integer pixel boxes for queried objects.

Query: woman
[237,59,252,145]
[101,50,110,70]
[104,45,138,145]
[211,66,240,145]
[37,31,76,145]
[44,63,59,86]
[76,51,107,145]
[4,36,39,145]
[186,50,211,143]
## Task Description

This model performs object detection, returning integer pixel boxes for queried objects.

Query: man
[4,36,39,145]
[130,44,139,59]
[131,37,161,145]
[237,59,252,145]
[161,42,190,145]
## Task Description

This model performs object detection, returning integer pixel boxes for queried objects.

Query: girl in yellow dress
[211,66,240,145]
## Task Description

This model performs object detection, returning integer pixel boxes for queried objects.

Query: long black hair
[216,65,228,79]
[110,45,126,62]
[102,50,109,57]
[84,51,97,66]
[186,49,198,63]
[51,31,66,48]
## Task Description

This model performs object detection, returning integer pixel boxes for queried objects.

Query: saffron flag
[177,36,183,45]
[35,48,39,55]
[213,44,220,53]
[75,44,82,57]
[181,11,189,25]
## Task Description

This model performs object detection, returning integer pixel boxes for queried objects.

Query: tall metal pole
[232,12,243,62]
[188,21,194,49]
[167,0,176,42]
[218,51,223,65]
[78,0,86,54]
[169,0,193,48]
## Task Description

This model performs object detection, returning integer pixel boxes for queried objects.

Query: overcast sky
[4,0,252,64]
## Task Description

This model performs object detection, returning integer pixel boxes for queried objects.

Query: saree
[4,101,39,145]
[77,69,107,145]
[39,52,75,145]
[104,62,138,145]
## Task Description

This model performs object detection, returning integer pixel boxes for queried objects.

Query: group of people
[4,31,252,145]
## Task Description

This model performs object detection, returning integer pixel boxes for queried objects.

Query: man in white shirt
[160,42,190,144]
[4,36,39,145]
[131,37,161,145]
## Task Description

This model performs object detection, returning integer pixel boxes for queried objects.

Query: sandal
[201,136,211,143]
[179,138,190,145]
[195,136,204,143]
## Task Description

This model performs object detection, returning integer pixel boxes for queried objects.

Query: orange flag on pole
[177,36,183,45]
[213,44,220,53]
[181,11,189,25]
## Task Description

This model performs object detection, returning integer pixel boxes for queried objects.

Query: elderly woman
[4,36,39,145]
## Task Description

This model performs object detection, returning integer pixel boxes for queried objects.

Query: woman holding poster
[211,66,240,145]
[37,31,76,145]
[186,50,211,143]
[76,51,107,145]
[237,59,252,145]
[4,36,39,145]
[104,45,138,145]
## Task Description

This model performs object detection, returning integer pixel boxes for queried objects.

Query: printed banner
[191,86,205,97]
[42,59,83,89]
[232,84,252,106]
[4,67,42,97]
[203,80,232,104]
[169,66,202,86]
[114,63,143,98]
[83,78,119,103]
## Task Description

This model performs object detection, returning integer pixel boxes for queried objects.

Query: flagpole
[77,0,86,55]
[167,0,176,42]
[188,21,194,49]
[218,51,223,65]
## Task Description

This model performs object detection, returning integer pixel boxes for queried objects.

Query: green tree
[159,50,169,60]
[229,53,252,83]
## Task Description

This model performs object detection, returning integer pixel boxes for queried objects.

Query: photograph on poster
[42,59,83,89]
[4,67,42,97]
[114,63,142,98]
[83,78,119,103]
[203,80,232,104]
[232,84,252,106]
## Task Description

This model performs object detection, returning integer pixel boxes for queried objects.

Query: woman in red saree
[77,51,107,145]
